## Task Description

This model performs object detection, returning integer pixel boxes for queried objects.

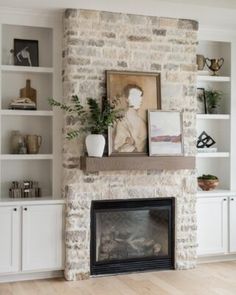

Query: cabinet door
[0,206,20,273]
[22,204,64,271]
[229,197,236,252]
[197,197,228,256]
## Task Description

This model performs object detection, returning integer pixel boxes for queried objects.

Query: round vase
[85,134,105,157]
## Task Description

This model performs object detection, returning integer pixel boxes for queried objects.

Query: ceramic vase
[85,134,105,157]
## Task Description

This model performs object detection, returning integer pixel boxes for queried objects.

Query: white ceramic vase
[85,134,105,157]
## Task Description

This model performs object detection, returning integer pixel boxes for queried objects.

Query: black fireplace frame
[90,198,175,275]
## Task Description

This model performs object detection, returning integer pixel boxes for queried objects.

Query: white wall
[1,0,236,31]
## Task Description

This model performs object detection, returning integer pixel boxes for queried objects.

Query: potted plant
[197,174,219,191]
[48,95,123,157]
[205,89,223,114]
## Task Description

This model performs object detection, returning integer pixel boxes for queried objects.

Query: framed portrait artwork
[106,70,161,156]
[197,88,207,114]
[14,39,39,67]
[148,110,183,156]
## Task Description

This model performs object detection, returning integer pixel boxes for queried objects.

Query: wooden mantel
[80,156,195,172]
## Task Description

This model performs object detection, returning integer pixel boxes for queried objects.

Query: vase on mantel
[85,134,105,157]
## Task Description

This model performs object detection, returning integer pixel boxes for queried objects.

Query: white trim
[197,190,236,198]
[196,152,230,158]
[1,110,53,116]
[0,154,53,160]
[197,75,230,82]
[0,198,65,206]
[1,65,54,73]
[0,270,64,283]
[196,114,230,120]
[197,254,236,264]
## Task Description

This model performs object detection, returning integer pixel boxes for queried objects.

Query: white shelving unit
[196,35,234,196]
[0,17,62,201]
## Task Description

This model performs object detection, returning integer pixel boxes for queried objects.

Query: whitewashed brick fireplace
[63,9,198,280]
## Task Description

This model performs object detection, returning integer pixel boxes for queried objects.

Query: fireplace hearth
[90,198,175,275]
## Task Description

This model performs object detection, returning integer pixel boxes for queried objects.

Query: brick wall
[62,9,198,280]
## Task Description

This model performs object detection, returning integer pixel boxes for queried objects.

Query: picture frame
[106,70,161,156]
[197,88,207,114]
[148,110,183,156]
[14,39,39,67]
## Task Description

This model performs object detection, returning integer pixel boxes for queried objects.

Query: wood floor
[1,262,236,295]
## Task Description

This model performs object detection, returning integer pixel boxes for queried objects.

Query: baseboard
[197,254,236,264]
[0,270,64,283]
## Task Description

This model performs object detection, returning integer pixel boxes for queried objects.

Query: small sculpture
[197,131,216,149]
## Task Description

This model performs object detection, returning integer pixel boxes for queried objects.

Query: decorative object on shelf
[9,97,36,110]
[197,131,216,149]
[205,58,224,76]
[205,89,223,114]
[197,88,207,114]
[9,180,41,198]
[48,96,123,157]
[106,70,161,156]
[8,48,15,65]
[14,39,39,67]
[9,79,37,110]
[10,130,25,154]
[20,79,37,108]
[197,174,219,191]
[26,134,42,154]
[85,134,106,158]
[148,111,183,156]
[196,54,206,71]
[18,142,27,154]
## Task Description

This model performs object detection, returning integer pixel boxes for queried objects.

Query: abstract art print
[148,111,183,156]
[14,39,39,67]
[107,70,161,156]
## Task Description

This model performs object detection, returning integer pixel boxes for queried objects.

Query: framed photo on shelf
[148,110,183,156]
[197,87,207,114]
[106,70,161,156]
[14,39,39,67]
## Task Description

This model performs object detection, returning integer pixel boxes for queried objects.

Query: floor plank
[1,262,236,295]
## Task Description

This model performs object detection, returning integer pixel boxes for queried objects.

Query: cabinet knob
[13,208,17,211]
[24,207,28,211]
[231,198,234,201]
[223,198,227,201]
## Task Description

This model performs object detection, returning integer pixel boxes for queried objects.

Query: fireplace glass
[91,198,175,275]
[96,209,169,262]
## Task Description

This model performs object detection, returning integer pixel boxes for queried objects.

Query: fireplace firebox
[90,198,175,275]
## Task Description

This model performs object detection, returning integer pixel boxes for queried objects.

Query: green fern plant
[48,95,123,140]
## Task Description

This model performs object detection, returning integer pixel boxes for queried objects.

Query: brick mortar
[63,9,198,281]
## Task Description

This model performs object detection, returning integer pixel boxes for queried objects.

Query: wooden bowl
[198,179,219,191]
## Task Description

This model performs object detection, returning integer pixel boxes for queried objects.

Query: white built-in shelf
[1,154,53,160]
[196,114,230,120]
[197,189,236,197]
[0,65,54,74]
[1,110,53,116]
[196,152,230,158]
[197,75,230,82]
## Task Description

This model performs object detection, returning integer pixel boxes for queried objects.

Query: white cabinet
[197,197,228,256]
[229,197,236,252]
[0,206,20,273]
[22,204,64,271]
[0,203,64,276]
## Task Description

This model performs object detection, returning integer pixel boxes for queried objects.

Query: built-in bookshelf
[0,22,62,201]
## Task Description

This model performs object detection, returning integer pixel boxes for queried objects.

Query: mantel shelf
[80,156,195,172]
